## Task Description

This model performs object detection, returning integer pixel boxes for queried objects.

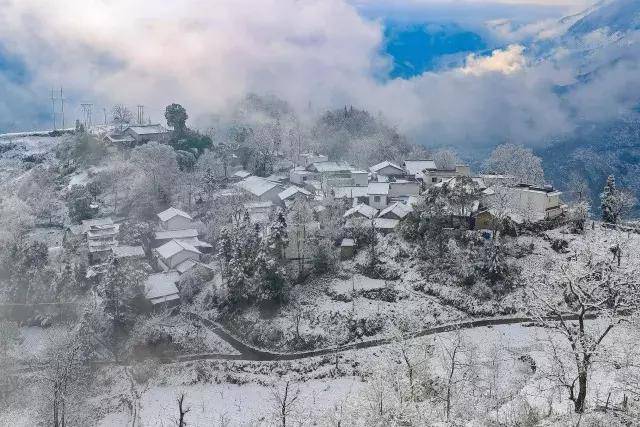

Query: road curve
[168,312,595,364]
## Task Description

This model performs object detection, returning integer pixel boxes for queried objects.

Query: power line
[80,103,93,129]
[60,88,65,129]
[50,89,57,131]
[137,105,145,125]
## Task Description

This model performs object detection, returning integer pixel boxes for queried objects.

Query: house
[367,182,390,209]
[104,133,136,147]
[157,207,193,231]
[232,170,252,180]
[279,186,312,206]
[300,153,328,167]
[351,170,369,187]
[124,124,169,144]
[388,179,420,199]
[154,239,201,271]
[344,204,378,220]
[484,184,565,223]
[154,229,199,247]
[422,165,471,188]
[81,217,115,234]
[378,202,413,220]
[290,167,314,186]
[86,221,119,264]
[332,186,369,206]
[340,238,355,260]
[244,201,275,225]
[236,176,284,204]
[403,160,436,179]
[370,161,406,177]
[145,272,180,308]
[306,161,355,189]
[113,245,145,260]
[372,218,400,233]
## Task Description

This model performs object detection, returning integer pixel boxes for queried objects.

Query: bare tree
[271,380,301,427]
[485,143,545,186]
[433,149,459,170]
[435,330,476,422]
[529,251,640,413]
[176,393,190,427]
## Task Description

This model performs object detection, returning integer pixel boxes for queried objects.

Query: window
[432,177,438,183]
[374,196,381,203]
[302,176,307,181]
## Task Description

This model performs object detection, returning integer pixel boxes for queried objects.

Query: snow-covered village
[2,0,640,426]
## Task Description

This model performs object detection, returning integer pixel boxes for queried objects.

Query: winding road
[168,312,593,364]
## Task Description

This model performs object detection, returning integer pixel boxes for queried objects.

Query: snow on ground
[140,378,360,426]
[10,325,69,358]
[160,314,240,355]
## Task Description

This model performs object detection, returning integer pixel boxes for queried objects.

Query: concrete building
[367,182,390,209]
[422,165,471,188]
[403,159,436,179]
[370,161,406,177]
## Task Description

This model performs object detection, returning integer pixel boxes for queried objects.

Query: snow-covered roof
[307,161,353,173]
[155,239,201,259]
[87,223,119,239]
[125,124,168,136]
[157,207,193,222]
[236,176,280,196]
[176,237,213,249]
[341,238,355,247]
[333,186,369,199]
[175,259,197,274]
[232,170,251,179]
[106,134,135,144]
[403,160,436,175]
[373,218,400,230]
[244,201,274,210]
[81,217,114,234]
[344,204,378,219]
[378,202,413,219]
[370,161,404,174]
[367,182,390,196]
[155,229,199,241]
[279,186,312,201]
[113,245,145,259]
[145,272,180,302]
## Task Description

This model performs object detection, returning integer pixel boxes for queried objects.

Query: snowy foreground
[2,321,630,426]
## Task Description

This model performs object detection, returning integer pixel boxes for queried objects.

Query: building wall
[376,165,405,177]
[351,172,369,187]
[389,181,420,198]
[369,194,388,209]
[162,216,193,231]
[259,186,284,204]
[166,250,199,269]
[290,171,310,185]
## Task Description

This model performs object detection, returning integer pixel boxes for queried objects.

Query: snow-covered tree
[434,149,459,170]
[600,175,636,224]
[111,104,132,131]
[485,143,545,186]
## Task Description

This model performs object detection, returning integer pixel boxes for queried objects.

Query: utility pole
[80,103,93,129]
[50,89,57,131]
[60,88,65,129]
[103,108,107,125]
[137,105,144,125]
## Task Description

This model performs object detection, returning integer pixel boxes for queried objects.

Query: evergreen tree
[601,175,619,224]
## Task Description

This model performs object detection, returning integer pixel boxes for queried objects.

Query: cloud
[0,0,637,152]
[461,44,527,75]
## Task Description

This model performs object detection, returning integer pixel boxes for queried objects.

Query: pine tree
[600,175,619,224]
[265,209,288,261]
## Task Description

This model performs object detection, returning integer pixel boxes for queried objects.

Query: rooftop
[344,203,378,219]
[155,239,201,259]
[379,202,413,219]
[307,161,353,173]
[370,161,404,174]
[332,186,368,199]
[125,124,168,135]
[279,186,312,201]
[113,245,145,259]
[155,228,199,240]
[157,207,193,222]
[145,271,180,301]
[367,182,390,195]
[236,176,280,196]
[403,160,436,175]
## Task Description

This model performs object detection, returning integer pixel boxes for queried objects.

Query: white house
[157,207,193,231]
[485,184,565,222]
[154,239,201,271]
[236,176,284,204]
[370,161,406,177]
[367,182,390,209]
[403,159,436,178]
[290,166,313,186]
[145,272,180,308]
[422,165,471,188]
[388,179,420,198]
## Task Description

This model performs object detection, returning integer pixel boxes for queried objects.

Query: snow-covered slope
[567,0,640,37]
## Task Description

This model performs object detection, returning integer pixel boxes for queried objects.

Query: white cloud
[0,0,637,150]
[461,44,527,75]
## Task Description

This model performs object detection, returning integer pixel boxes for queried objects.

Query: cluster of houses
[69,206,215,309]
[231,155,567,248]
